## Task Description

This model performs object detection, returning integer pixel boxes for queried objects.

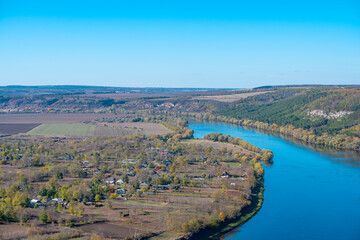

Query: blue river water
[188,122,360,240]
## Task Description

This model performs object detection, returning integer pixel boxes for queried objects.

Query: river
[188,121,360,240]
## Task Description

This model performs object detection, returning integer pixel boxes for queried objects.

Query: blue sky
[0,0,359,88]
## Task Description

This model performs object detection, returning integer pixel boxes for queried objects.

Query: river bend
[188,122,360,240]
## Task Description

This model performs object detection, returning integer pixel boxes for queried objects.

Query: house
[221,171,230,179]
[105,177,116,184]
[30,198,41,206]
[157,184,170,190]
[116,179,124,185]
[52,198,67,206]
[115,188,126,194]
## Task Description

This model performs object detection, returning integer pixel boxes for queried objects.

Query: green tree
[39,212,48,223]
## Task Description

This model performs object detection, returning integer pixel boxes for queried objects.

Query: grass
[26,123,95,136]
[227,162,242,168]
[26,122,172,137]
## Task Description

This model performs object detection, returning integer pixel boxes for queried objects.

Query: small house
[30,198,40,206]
[157,184,170,190]
[221,171,230,179]
[105,177,116,184]
[115,188,126,194]
[116,179,124,185]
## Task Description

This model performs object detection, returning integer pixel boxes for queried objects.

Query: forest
[217,89,360,136]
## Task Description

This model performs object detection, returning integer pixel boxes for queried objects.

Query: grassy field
[27,123,96,136]
[228,162,242,168]
[26,122,172,137]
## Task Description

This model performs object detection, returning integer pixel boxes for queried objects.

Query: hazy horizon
[1,0,359,88]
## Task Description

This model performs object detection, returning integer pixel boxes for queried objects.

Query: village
[0,128,261,239]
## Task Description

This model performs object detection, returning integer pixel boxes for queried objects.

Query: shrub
[39,212,48,223]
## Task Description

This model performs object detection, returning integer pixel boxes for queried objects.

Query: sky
[0,0,359,88]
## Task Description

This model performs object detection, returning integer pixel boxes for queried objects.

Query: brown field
[78,222,145,239]
[0,224,32,239]
[192,91,271,102]
[0,123,40,134]
[0,113,123,124]
[95,122,173,136]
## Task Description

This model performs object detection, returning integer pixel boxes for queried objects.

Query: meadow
[27,123,96,136]
[26,122,173,137]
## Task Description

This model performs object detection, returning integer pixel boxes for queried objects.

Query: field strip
[26,123,95,136]
[94,122,173,136]
[192,91,272,102]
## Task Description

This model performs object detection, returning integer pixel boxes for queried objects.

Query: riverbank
[179,176,264,240]
[188,122,360,240]
[181,112,360,152]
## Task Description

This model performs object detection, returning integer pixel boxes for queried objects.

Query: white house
[116,179,124,185]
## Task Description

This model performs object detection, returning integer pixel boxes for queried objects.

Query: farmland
[27,123,96,136]
[0,113,121,123]
[95,122,173,136]
[0,123,40,135]
[25,122,173,137]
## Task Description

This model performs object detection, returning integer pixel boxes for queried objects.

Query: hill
[216,88,360,136]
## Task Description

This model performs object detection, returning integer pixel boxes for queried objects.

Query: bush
[39,212,48,223]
